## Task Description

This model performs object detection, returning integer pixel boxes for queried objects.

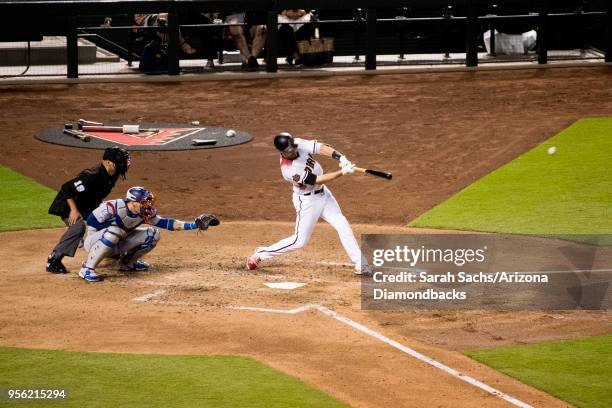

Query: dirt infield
[3,224,612,407]
[1,67,611,224]
[1,67,612,407]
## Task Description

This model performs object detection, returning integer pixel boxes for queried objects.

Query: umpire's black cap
[103,146,130,176]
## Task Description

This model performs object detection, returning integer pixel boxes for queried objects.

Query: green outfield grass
[465,334,612,408]
[410,118,612,236]
[0,166,64,232]
[0,347,348,408]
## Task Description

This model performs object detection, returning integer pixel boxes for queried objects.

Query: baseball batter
[247,132,370,275]
[79,186,219,282]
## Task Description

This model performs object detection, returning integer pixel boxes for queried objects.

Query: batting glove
[341,162,356,175]
[339,155,351,168]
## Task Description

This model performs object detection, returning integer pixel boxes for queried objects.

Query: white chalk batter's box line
[132,288,532,407]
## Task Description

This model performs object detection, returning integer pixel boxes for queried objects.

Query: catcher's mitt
[194,213,220,232]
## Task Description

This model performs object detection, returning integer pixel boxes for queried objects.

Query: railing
[0,0,609,78]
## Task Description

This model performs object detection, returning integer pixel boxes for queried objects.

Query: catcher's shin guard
[120,227,160,267]
[84,226,124,269]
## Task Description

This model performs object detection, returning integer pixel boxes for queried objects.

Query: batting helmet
[274,132,296,152]
[103,146,130,178]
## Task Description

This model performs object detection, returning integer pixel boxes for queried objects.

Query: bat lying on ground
[78,118,104,126]
[355,166,392,180]
[63,128,91,142]
[78,124,159,133]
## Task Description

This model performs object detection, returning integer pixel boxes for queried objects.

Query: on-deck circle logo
[86,128,206,146]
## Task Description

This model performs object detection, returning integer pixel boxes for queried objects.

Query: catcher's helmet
[274,132,296,152]
[103,146,130,177]
[125,186,156,222]
[126,186,154,202]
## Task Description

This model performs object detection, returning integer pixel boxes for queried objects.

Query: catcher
[78,186,219,282]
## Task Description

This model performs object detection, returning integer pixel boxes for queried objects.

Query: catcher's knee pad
[84,227,126,269]
[121,227,160,265]
[101,226,126,247]
[147,227,161,245]
[138,227,160,248]
[85,237,115,269]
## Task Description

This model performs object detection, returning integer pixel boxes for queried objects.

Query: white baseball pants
[255,187,363,268]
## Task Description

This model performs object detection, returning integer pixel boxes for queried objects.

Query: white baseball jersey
[87,199,174,234]
[280,138,324,194]
[255,137,364,271]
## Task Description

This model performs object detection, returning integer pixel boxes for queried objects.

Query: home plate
[264,282,307,290]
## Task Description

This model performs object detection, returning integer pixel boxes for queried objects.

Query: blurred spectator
[278,9,315,65]
[225,11,267,70]
[135,13,197,55]
[483,29,537,55]
[180,11,223,68]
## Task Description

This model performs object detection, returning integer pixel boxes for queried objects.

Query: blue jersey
[87,199,176,234]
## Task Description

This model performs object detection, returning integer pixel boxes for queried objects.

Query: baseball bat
[63,128,91,142]
[78,118,104,126]
[355,166,392,180]
[79,125,159,133]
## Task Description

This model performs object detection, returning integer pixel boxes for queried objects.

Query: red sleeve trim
[106,201,116,215]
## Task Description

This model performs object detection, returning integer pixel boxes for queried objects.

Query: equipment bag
[297,37,334,66]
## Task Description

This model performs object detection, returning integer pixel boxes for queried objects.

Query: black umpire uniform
[46,147,130,273]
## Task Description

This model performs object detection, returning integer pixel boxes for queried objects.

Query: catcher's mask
[125,186,156,223]
[274,132,298,159]
[103,146,131,179]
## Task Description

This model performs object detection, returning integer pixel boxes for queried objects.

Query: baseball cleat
[46,256,68,274]
[246,256,260,270]
[79,266,102,282]
[353,265,373,276]
[119,260,150,272]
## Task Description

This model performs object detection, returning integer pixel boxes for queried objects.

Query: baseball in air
[226,129,236,138]
[547,146,557,155]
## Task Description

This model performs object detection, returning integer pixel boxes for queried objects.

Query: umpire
[46,146,130,273]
